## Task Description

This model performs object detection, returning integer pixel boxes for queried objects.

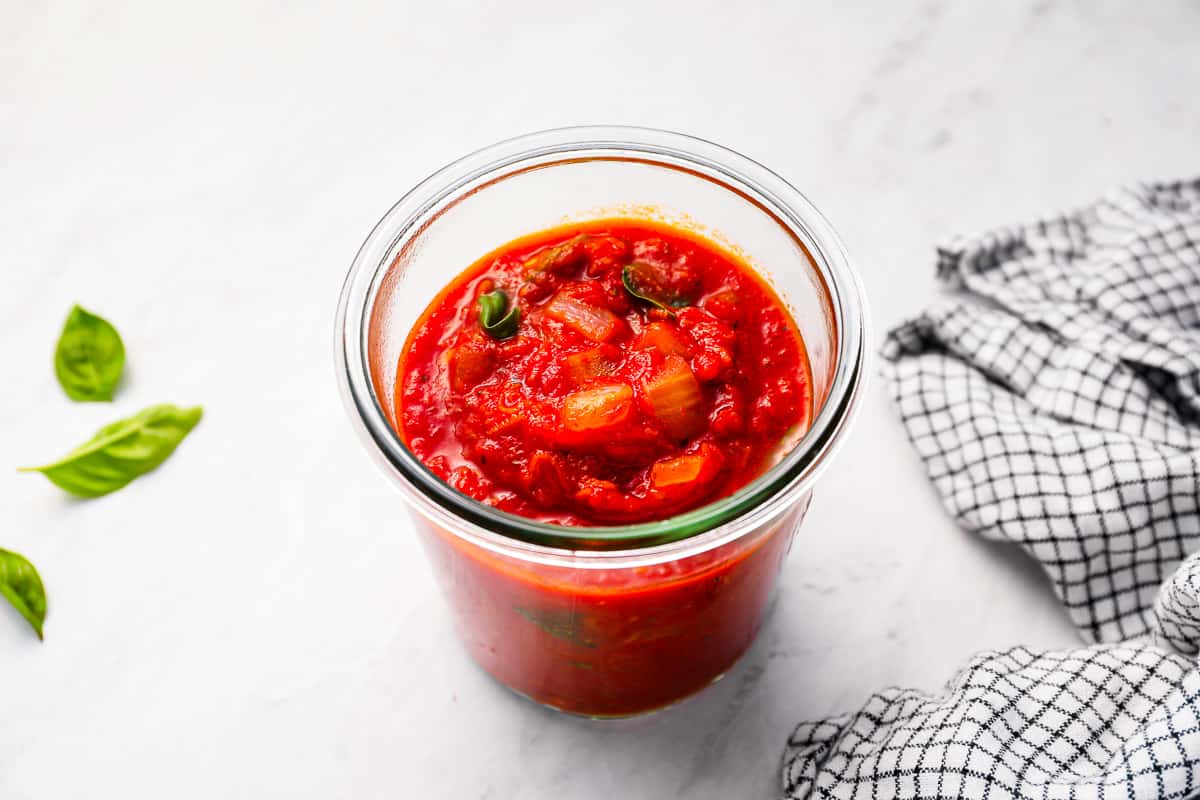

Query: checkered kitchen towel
[783,180,1200,799]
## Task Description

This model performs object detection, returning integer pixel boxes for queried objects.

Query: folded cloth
[784,645,1198,799]
[783,180,1200,799]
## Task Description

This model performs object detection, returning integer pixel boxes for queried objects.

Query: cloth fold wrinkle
[783,179,1200,799]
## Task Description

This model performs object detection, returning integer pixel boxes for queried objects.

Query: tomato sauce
[415,498,804,716]
[398,219,812,526]
[393,219,813,716]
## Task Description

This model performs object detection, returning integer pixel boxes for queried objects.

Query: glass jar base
[493,666,732,722]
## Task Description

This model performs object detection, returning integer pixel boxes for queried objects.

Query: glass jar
[335,126,869,717]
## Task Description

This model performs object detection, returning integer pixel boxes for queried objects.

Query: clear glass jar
[335,126,869,717]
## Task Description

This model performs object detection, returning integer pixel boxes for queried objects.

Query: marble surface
[2,1,1198,797]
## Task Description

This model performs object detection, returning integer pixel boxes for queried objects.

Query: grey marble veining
[2,1,1198,797]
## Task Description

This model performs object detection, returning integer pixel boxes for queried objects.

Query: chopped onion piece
[642,356,704,440]
[562,383,634,432]
[544,293,621,342]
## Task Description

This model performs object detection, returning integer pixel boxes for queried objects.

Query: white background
[3,1,1198,797]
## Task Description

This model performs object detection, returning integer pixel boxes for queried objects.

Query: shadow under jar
[336,126,869,718]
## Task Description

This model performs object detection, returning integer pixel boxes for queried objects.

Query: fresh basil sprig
[20,404,203,497]
[622,262,691,312]
[0,549,47,640]
[55,305,125,402]
[478,289,519,339]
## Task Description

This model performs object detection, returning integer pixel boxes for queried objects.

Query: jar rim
[335,125,870,561]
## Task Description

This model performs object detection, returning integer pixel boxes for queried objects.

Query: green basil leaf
[622,262,692,312]
[478,289,520,340]
[20,403,203,498]
[513,605,596,648]
[55,304,126,402]
[0,548,47,640]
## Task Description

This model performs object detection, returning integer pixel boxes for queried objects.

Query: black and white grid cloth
[783,180,1200,799]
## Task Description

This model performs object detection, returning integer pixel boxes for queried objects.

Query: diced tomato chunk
[710,384,746,437]
[676,307,734,382]
[751,374,802,435]
[649,444,725,492]
[526,450,574,507]
[449,465,490,499]
[633,321,688,357]
[519,237,590,303]
[701,287,741,322]
[447,342,496,391]
[582,235,631,277]
[649,455,705,488]
[630,239,703,303]
[523,236,589,275]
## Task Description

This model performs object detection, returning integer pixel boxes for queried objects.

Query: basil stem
[478,289,520,339]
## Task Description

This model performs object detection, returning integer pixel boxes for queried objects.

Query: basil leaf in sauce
[622,262,691,312]
[54,304,126,401]
[514,605,596,648]
[20,404,203,498]
[478,289,520,340]
[0,548,47,640]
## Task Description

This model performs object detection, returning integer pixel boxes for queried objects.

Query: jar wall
[411,493,811,717]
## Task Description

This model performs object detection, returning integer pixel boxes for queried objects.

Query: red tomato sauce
[416,498,803,716]
[397,219,812,526]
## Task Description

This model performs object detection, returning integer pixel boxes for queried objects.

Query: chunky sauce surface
[397,219,811,526]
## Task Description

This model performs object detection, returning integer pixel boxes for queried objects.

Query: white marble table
[3,1,1197,796]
